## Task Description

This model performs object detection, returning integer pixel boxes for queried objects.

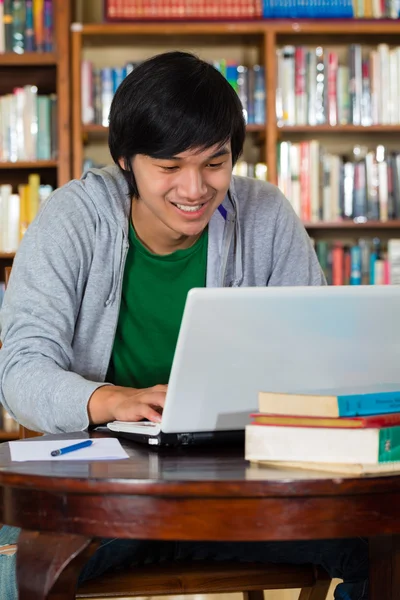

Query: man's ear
[118,158,125,170]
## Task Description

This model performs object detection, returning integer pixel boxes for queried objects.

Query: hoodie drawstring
[232,211,243,287]
[105,229,126,307]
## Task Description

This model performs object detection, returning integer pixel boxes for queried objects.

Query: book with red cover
[105,0,262,21]
[250,412,400,429]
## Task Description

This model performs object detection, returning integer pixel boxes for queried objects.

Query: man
[0,51,367,599]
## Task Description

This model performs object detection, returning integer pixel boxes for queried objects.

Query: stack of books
[245,389,400,476]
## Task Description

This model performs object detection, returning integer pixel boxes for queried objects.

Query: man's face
[131,142,232,240]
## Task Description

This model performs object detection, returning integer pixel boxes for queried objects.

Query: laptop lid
[160,285,400,435]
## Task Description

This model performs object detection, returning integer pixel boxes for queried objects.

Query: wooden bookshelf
[82,124,265,136]
[304,221,400,230]
[0,53,57,66]
[72,22,272,178]
[71,19,400,235]
[0,0,72,441]
[0,0,71,189]
[279,125,400,134]
[0,161,59,169]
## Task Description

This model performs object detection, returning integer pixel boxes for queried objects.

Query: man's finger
[140,393,166,407]
[141,405,162,423]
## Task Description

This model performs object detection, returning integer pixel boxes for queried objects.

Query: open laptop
[106,285,400,446]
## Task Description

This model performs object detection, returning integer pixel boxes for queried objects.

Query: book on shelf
[277,43,400,127]
[0,175,53,254]
[81,59,265,128]
[314,238,400,286]
[0,87,57,162]
[233,161,267,180]
[279,142,400,224]
[263,0,354,18]
[104,0,400,20]
[0,0,53,54]
[105,0,263,21]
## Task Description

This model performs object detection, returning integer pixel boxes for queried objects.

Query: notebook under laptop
[106,285,400,446]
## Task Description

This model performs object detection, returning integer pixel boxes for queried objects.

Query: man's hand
[88,384,167,424]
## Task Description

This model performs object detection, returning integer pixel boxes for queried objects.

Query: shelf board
[304,221,400,229]
[246,124,265,132]
[270,19,400,34]
[0,431,19,441]
[279,125,400,133]
[78,22,266,36]
[0,253,15,259]
[82,123,264,135]
[0,160,58,169]
[0,52,57,66]
[76,20,400,37]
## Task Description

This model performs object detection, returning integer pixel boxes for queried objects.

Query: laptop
[106,285,400,446]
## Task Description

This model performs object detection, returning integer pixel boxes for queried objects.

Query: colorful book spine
[250,412,400,429]
[12,0,25,54]
[3,0,12,51]
[25,0,34,51]
[43,0,53,52]
[33,0,44,52]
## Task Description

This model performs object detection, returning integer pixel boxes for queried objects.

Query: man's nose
[177,170,207,200]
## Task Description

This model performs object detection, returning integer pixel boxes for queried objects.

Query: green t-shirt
[106,223,208,388]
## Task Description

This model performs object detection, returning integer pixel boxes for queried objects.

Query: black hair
[108,50,246,198]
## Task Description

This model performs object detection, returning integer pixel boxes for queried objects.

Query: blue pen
[50,440,93,457]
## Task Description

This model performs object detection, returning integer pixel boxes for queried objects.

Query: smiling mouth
[172,202,206,212]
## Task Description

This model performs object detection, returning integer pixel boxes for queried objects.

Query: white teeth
[175,203,203,212]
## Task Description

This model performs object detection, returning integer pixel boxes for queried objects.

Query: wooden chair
[3,265,330,600]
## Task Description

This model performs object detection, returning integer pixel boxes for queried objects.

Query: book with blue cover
[262,0,353,18]
[258,389,400,417]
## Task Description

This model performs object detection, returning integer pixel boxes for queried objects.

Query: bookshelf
[0,0,71,283]
[71,21,271,180]
[70,19,400,229]
[0,0,71,440]
[70,16,400,288]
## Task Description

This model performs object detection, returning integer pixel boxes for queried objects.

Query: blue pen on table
[50,440,93,457]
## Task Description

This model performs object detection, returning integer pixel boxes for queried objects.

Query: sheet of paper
[9,438,129,462]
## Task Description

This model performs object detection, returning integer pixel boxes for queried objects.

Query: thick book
[250,412,400,429]
[245,423,400,465]
[258,390,400,418]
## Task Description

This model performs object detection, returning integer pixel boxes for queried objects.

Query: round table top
[1,431,400,497]
[2,432,400,541]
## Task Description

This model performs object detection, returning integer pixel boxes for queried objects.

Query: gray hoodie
[0,166,325,433]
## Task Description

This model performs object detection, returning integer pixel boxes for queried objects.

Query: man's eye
[160,166,179,172]
[207,162,224,168]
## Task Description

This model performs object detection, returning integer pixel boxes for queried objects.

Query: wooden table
[1,431,400,599]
